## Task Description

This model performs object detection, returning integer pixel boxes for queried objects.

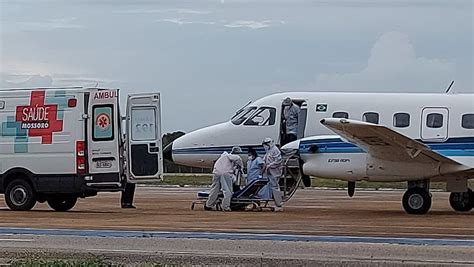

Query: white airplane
[168,90,474,214]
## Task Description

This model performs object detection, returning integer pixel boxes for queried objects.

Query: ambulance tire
[5,179,37,211]
[47,196,78,212]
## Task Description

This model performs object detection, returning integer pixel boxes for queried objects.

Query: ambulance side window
[93,105,114,141]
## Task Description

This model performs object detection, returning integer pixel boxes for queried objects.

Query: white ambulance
[0,87,163,211]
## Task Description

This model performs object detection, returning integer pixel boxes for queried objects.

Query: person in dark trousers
[121,182,136,208]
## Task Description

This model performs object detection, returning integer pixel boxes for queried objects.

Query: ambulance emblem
[96,113,111,129]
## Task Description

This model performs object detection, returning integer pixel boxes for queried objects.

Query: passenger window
[426,113,443,128]
[393,113,410,128]
[462,114,474,129]
[231,107,256,125]
[332,112,349,119]
[93,105,114,141]
[363,112,379,124]
[244,107,276,126]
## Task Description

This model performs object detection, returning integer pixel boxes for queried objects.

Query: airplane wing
[320,118,463,165]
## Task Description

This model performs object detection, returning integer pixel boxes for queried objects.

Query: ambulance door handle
[149,142,159,153]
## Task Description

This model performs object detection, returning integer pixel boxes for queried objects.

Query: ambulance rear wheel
[47,196,77,212]
[5,179,37,211]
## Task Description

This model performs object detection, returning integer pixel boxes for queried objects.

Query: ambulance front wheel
[47,195,78,212]
[5,179,37,211]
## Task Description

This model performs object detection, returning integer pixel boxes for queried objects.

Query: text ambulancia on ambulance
[0,87,163,211]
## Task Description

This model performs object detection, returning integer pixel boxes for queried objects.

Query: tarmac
[0,187,473,265]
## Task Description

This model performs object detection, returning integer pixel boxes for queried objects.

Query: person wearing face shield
[205,146,243,211]
[262,138,284,211]
[282,97,300,145]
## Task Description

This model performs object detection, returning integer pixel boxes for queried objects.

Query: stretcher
[191,149,303,211]
[191,177,274,211]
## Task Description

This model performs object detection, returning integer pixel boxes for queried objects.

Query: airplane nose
[163,143,173,162]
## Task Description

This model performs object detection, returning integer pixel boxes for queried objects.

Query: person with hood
[246,147,271,200]
[262,137,284,211]
[246,147,264,184]
[205,146,243,211]
[282,97,300,145]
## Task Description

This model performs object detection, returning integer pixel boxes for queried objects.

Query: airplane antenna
[445,80,454,94]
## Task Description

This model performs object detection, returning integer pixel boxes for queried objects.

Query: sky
[1,0,473,133]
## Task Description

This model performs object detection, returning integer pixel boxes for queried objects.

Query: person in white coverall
[205,146,243,211]
[262,138,284,212]
[282,97,300,145]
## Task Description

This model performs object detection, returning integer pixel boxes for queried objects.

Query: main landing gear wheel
[449,189,473,212]
[47,196,78,211]
[402,188,432,215]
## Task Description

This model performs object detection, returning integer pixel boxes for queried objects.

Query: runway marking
[0,227,473,247]
[0,238,33,242]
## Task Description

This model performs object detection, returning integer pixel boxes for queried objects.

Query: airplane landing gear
[348,181,355,197]
[449,188,473,212]
[402,187,432,215]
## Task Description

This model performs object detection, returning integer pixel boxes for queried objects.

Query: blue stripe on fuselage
[172,137,474,157]
[299,137,474,157]
[173,145,266,155]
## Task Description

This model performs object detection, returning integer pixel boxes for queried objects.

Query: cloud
[155,18,216,25]
[0,74,53,88]
[0,73,112,89]
[16,17,84,31]
[119,8,211,15]
[155,19,285,29]
[314,32,456,92]
[224,20,285,30]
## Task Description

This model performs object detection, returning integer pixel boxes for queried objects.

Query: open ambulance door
[86,89,122,188]
[126,93,163,183]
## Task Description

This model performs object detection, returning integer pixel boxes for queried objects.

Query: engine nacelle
[302,153,368,181]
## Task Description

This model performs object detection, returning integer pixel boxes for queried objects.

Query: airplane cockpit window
[363,112,379,124]
[231,107,257,125]
[462,114,474,129]
[393,113,410,128]
[332,112,349,119]
[231,101,252,121]
[426,113,443,128]
[244,107,276,126]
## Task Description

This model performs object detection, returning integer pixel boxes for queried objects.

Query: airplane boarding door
[126,93,163,182]
[421,107,449,142]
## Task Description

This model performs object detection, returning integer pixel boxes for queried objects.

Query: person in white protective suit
[282,97,300,145]
[246,147,271,199]
[262,137,284,212]
[205,146,243,211]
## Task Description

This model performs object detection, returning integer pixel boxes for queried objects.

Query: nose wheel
[402,187,432,215]
[449,189,473,212]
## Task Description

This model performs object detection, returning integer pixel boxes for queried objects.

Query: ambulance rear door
[126,93,163,182]
[86,89,122,187]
